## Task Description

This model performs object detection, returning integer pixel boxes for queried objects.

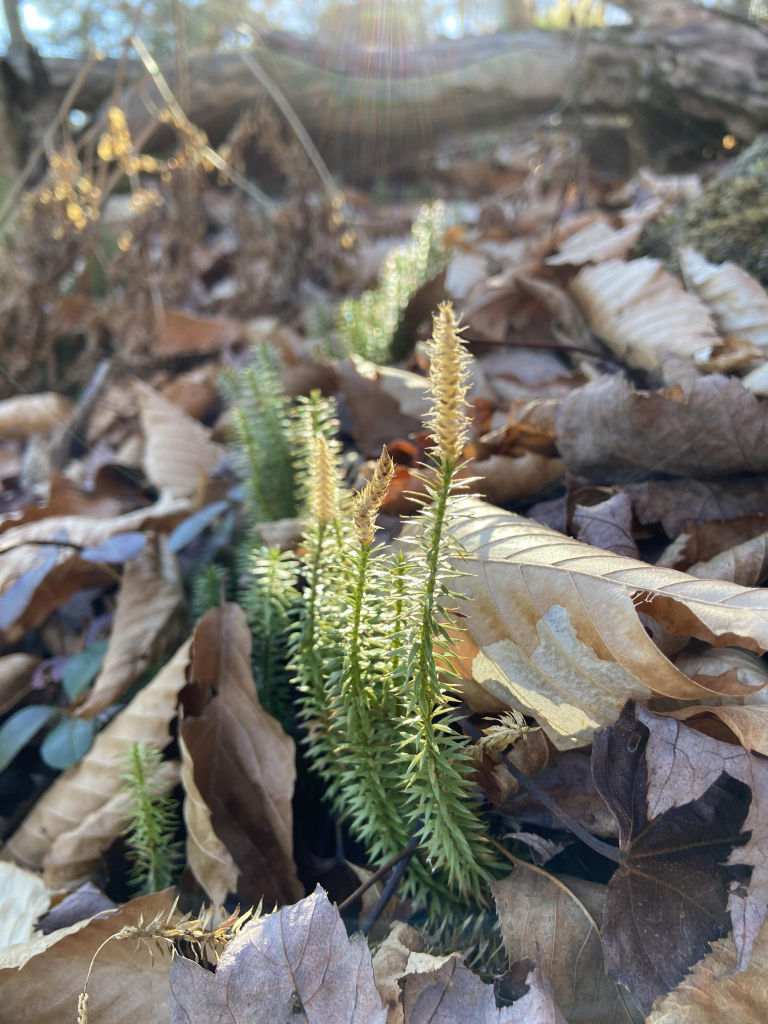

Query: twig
[361,836,419,936]
[337,836,421,914]
[462,719,620,863]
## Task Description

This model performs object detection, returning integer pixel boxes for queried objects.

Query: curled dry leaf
[0,493,189,642]
[0,474,124,536]
[0,862,52,948]
[569,257,719,370]
[492,865,642,1024]
[450,497,768,749]
[593,704,768,1011]
[180,604,302,907]
[152,308,243,357]
[657,513,768,571]
[471,453,565,506]
[0,890,174,1024]
[336,358,422,457]
[0,392,74,439]
[169,885,386,1024]
[688,530,768,586]
[373,922,426,1024]
[646,919,768,1024]
[546,220,642,266]
[557,374,768,482]
[135,380,225,501]
[1,639,191,879]
[35,881,116,935]
[675,644,768,695]
[627,477,768,540]
[76,535,184,719]
[160,362,222,421]
[680,248,768,349]
[572,492,639,558]
[0,652,40,716]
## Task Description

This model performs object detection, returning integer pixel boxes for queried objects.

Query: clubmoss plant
[119,742,181,895]
[190,564,228,619]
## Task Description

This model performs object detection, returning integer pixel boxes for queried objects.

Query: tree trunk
[4,4,768,175]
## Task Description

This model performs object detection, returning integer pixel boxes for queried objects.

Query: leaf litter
[3,65,768,1024]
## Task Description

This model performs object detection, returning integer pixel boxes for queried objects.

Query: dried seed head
[309,435,337,525]
[353,445,395,547]
[77,992,89,1024]
[426,301,472,464]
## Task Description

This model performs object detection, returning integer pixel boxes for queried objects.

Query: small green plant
[190,563,228,619]
[222,343,296,523]
[120,741,182,895]
[335,202,446,363]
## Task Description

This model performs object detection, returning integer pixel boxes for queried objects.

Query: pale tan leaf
[180,604,302,907]
[492,865,642,1024]
[0,653,41,715]
[680,248,768,349]
[646,919,768,1024]
[160,362,221,420]
[0,863,52,948]
[2,639,191,874]
[445,251,488,299]
[569,257,719,369]
[153,308,243,356]
[178,729,238,908]
[743,360,768,398]
[557,373,768,482]
[0,890,174,1024]
[169,886,386,1024]
[689,531,768,586]
[0,474,124,536]
[76,536,184,719]
[472,453,565,505]
[657,513,768,571]
[0,393,74,439]
[135,380,225,501]
[675,645,768,694]
[608,167,701,205]
[638,706,768,970]
[450,497,768,749]
[0,493,189,642]
[373,922,426,1024]
[42,760,180,889]
[546,220,642,266]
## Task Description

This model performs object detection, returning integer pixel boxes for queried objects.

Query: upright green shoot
[119,742,181,895]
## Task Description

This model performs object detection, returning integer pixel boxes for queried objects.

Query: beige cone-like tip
[353,445,395,546]
[426,301,472,464]
[309,435,337,525]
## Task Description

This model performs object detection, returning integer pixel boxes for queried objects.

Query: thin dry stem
[426,301,472,464]
[309,435,337,525]
[352,445,394,546]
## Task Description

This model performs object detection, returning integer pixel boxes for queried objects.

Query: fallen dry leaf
[0,890,174,1024]
[76,535,184,719]
[0,862,52,948]
[569,257,719,370]
[593,703,768,1011]
[471,453,565,506]
[2,639,191,878]
[675,645,768,696]
[135,380,225,501]
[160,362,221,421]
[0,652,41,716]
[646,919,768,1024]
[657,513,768,571]
[450,497,768,748]
[680,248,768,349]
[546,220,642,266]
[492,865,642,1024]
[180,604,302,907]
[557,374,768,482]
[335,358,422,457]
[169,885,386,1024]
[373,922,427,1024]
[627,477,768,540]
[688,530,768,586]
[0,392,74,439]
[0,474,124,536]
[572,492,639,558]
[152,308,243,357]
[35,881,115,934]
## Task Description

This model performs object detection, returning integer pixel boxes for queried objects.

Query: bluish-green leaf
[0,705,60,772]
[167,501,229,553]
[62,639,109,703]
[40,716,96,770]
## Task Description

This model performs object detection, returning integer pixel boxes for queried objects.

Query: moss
[637,135,768,284]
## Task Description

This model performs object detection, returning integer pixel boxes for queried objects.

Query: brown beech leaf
[0,392,74,439]
[680,248,768,349]
[180,603,302,907]
[160,362,221,420]
[661,701,768,759]
[0,862,52,948]
[450,497,768,749]
[572,492,639,558]
[135,380,225,501]
[657,513,768,571]
[0,652,40,716]
[0,493,189,643]
[0,474,124,535]
[546,220,642,266]
[592,703,762,1013]
[76,535,184,719]
[688,531,768,586]
[675,645,768,696]
[492,865,642,1024]
[0,890,174,1024]
[646,919,768,1024]
[373,922,426,1024]
[627,477,768,540]
[471,453,565,506]
[1,639,191,879]
[336,357,422,457]
[569,257,718,370]
[169,885,386,1024]
[152,308,243,356]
